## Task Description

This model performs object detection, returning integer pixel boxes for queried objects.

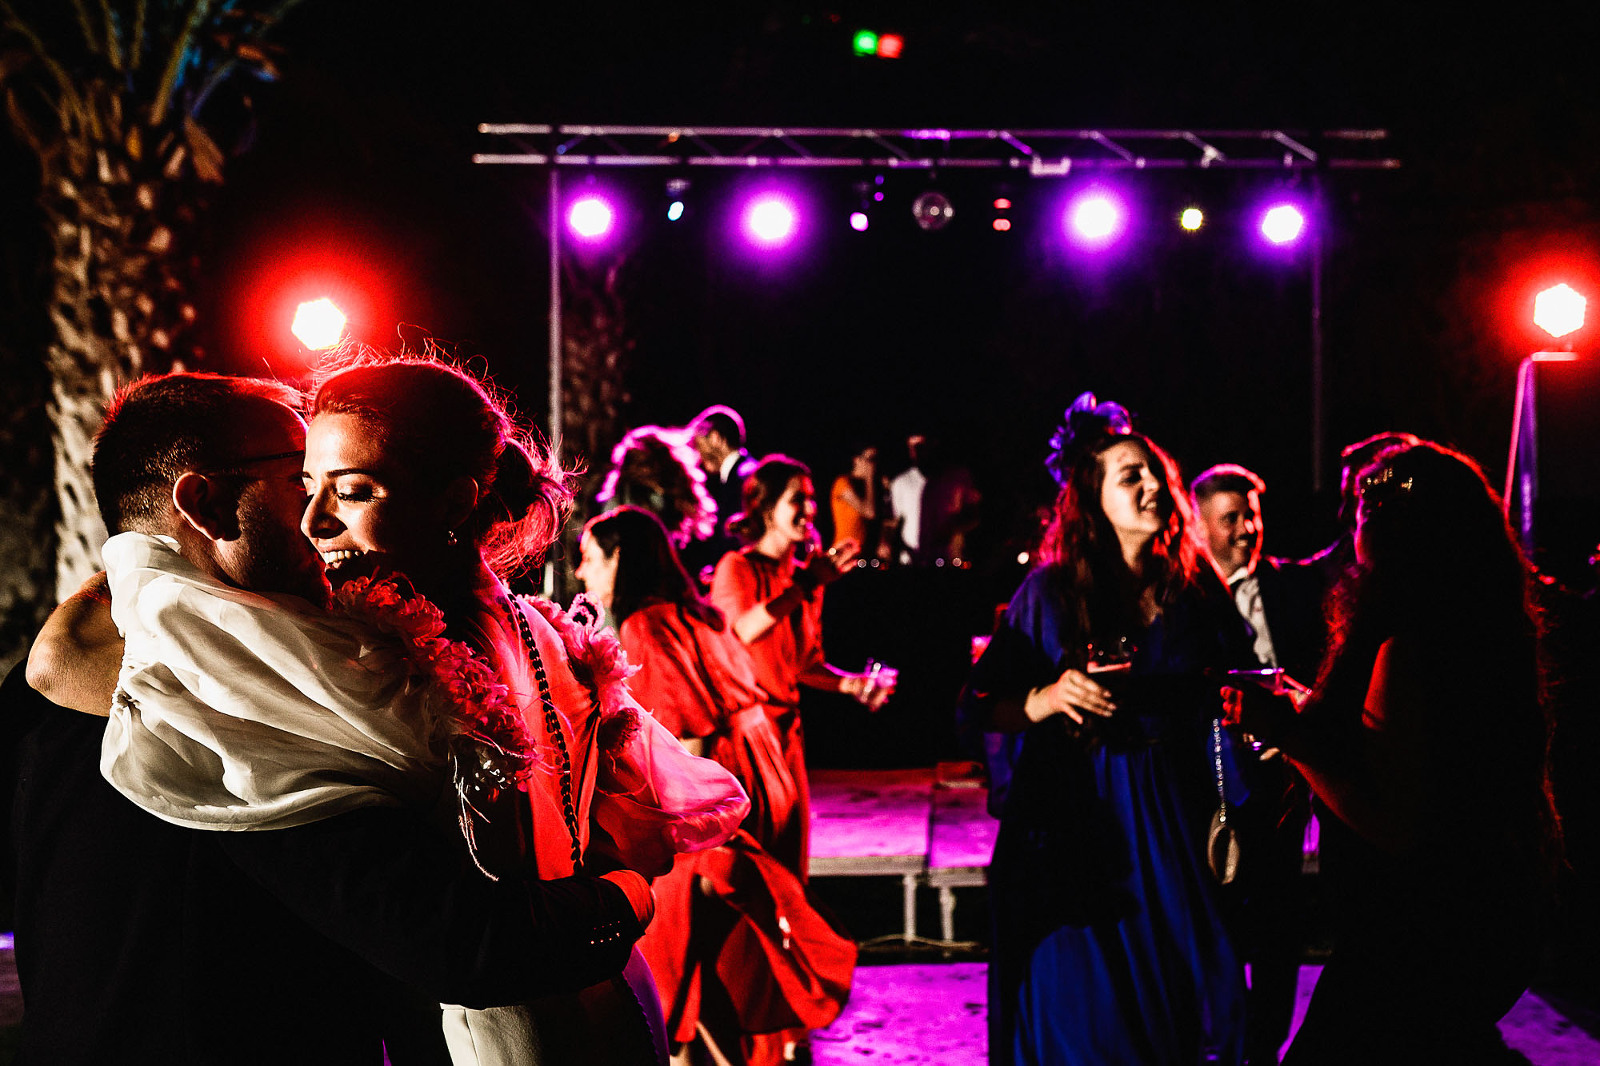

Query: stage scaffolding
[472,125,1399,533]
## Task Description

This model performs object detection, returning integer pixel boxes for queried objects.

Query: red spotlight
[876,33,904,58]
[292,298,346,350]
[1534,283,1586,339]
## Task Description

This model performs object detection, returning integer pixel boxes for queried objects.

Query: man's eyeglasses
[197,449,303,477]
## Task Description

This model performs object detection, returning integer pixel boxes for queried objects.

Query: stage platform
[808,765,997,943]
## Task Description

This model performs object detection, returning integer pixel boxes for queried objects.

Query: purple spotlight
[1065,190,1126,248]
[849,211,870,232]
[568,196,614,240]
[743,194,799,247]
[1260,203,1306,246]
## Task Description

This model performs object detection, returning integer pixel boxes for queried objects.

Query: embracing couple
[16,355,750,1064]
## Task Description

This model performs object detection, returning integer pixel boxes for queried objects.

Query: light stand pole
[545,160,562,597]
[1310,172,1326,493]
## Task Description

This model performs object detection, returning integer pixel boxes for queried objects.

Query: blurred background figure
[596,424,716,550]
[918,436,983,567]
[887,434,927,566]
[1305,432,1421,586]
[688,405,758,570]
[830,442,889,560]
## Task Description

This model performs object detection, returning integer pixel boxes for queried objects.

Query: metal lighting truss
[474,125,1398,516]
[471,124,1398,172]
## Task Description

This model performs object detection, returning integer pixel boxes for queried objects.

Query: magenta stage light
[567,197,615,240]
[1260,203,1306,246]
[1065,190,1126,249]
[743,194,799,247]
[849,211,870,232]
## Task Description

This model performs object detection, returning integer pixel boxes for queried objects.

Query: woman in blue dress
[962,395,1251,1065]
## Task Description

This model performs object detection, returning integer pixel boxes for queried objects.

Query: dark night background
[5,0,1600,1009]
[147,0,1600,564]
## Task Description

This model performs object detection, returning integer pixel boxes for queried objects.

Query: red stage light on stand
[291,298,346,350]
[1534,283,1586,339]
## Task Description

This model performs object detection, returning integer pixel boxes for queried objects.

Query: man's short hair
[93,373,303,534]
[689,405,745,449]
[1190,463,1266,503]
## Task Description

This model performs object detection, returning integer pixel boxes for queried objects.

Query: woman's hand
[841,668,896,711]
[800,539,859,588]
[1024,668,1117,725]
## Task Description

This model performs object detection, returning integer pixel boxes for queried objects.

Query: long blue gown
[961,566,1250,1066]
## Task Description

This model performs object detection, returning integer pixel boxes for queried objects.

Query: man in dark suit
[1191,464,1327,1066]
[6,373,651,1064]
[686,404,757,574]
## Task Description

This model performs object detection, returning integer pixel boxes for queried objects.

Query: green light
[853,29,879,55]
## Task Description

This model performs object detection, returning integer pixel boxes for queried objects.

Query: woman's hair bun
[1046,392,1134,486]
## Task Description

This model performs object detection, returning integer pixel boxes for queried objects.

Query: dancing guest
[960,393,1250,1065]
[299,355,750,1064]
[47,356,749,1065]
[576,507,854,1066]
[1225,442,1559,1064]
[710,456,893,878]
[596,424,716,550]
[829,443,885,558]
[19,373,662,1063]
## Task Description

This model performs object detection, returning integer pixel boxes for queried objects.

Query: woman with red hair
[1228,441,1559,1063]
[961,394,1251,1065]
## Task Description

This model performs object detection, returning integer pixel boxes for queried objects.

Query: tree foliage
[0,1,304,654]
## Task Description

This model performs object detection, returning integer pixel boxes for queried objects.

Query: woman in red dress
[578,506,854,1066]
[708,456,892,879]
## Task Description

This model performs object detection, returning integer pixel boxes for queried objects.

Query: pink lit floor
[805,770,1600,1065]
[811,963,1600,1065]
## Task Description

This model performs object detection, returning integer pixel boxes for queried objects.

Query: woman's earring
[446,528,459,547]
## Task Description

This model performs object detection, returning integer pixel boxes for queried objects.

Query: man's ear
[172,473,229,542]
[441,476,480,533]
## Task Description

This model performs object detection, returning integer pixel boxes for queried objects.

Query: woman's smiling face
[300,412,446,583]
[1098,439,1170,543]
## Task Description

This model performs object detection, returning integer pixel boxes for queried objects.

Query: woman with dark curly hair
[961,394,1251,1065]
[596,425,717,549]
[1228,441,1559,1064]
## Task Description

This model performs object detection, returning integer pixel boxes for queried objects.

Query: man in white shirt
[887,434,927,565]
[1192,464,1277,667]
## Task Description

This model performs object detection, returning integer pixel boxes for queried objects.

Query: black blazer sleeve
[218,806,643,1009]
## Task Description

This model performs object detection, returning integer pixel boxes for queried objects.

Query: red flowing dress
[708,549,824,878]
[623,599,854,1063]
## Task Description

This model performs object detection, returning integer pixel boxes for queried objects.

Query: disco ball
[912,191,954,232]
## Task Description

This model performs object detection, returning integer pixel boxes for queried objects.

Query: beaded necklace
[503,595,584,869]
